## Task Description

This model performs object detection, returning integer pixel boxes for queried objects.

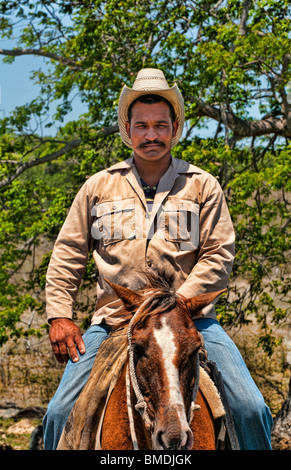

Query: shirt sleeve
[176,176,235,311]
[45,181,94,322]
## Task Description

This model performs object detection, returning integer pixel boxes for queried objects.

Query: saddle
[57,326,239,450]
[198,339,240,450]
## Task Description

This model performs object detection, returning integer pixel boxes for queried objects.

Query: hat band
[133,77,170,91]
[135,76,168,81]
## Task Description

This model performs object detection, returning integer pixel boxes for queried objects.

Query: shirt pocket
[91,198,135,246]
[163,198,199,251]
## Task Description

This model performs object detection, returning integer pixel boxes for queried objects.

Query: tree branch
[280,53,291,134]
[0,138,81,189]
[0,125,119,189]
[0,47,83,70]
[194,98,291,139]
[239,0,251,36]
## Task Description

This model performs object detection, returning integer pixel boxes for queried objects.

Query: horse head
[106,274,225,450]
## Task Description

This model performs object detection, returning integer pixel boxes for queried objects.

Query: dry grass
[227,324,291,417]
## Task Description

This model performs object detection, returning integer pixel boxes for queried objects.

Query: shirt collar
[107,154,202,175]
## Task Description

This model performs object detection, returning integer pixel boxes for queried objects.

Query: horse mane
[142,269,175,291]
[130,270,178,330]
[109,269,181,330]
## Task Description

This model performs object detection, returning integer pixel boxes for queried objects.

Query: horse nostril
[182,429,193,450]
[157,431,182,450]
[155,426,193,450]
[157,430,166,449]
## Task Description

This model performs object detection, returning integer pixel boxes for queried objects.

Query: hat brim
[117,84,184,148]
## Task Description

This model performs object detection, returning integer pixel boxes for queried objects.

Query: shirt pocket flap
[163,199,199,214]
[163,198,199,250]
[91,198,135,244]
[93,199,135,217]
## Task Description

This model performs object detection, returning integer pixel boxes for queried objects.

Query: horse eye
[132,343,146,358]
[181,347,199,367]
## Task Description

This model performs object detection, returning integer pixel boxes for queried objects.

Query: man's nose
[145,126,159,140]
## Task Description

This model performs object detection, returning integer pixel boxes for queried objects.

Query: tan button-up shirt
[45,156,235,326]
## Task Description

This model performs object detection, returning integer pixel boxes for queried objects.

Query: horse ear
[105,279,142,311]
[185,289,227,317]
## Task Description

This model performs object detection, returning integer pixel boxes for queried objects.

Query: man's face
[125,100,178,163]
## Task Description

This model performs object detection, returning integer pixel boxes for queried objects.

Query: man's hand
[49,318,86,364]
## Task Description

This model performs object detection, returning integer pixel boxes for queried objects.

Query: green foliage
[0,0,290,355]
[175,137,290,355]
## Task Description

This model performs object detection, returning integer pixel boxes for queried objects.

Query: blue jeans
[43,325,111,450]
[43,319,273,450]
[194,318,273,450]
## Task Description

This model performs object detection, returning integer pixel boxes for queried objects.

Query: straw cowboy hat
[118,68,184,148]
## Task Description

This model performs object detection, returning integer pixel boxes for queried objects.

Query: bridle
[125,295,201,450]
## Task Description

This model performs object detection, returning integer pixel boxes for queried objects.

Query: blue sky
[0,51,216,139]
[0,9,88,132]
[0,51,87,129]
[0,31,88,134]
[1,53,44,117]
[0,35,215,139]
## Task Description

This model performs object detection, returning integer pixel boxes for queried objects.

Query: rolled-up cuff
[46,305,73,323]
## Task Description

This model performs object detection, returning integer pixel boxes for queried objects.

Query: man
[43,68,273,450]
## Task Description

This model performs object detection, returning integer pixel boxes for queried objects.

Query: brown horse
[101,274,226,450]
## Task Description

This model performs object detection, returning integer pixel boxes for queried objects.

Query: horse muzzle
[152,420,193,450]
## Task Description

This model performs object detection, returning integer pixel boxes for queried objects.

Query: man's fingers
[66,337,81,363]
[74,333,86,356]
[49,319,86,363]
[52,338,80,363]
[67,333,86,363]
[51,341,66,364]
[51,336,85,363]
[58,340,70,363]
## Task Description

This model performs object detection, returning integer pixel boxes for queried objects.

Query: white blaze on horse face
[153,316,187,416]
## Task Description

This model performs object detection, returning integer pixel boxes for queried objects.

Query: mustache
[138,140,166,148]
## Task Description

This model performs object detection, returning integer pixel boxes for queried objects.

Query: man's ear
[172,120,178,138]
[125,121,131,138]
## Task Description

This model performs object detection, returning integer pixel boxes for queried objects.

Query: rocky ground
[0,404,45,450]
